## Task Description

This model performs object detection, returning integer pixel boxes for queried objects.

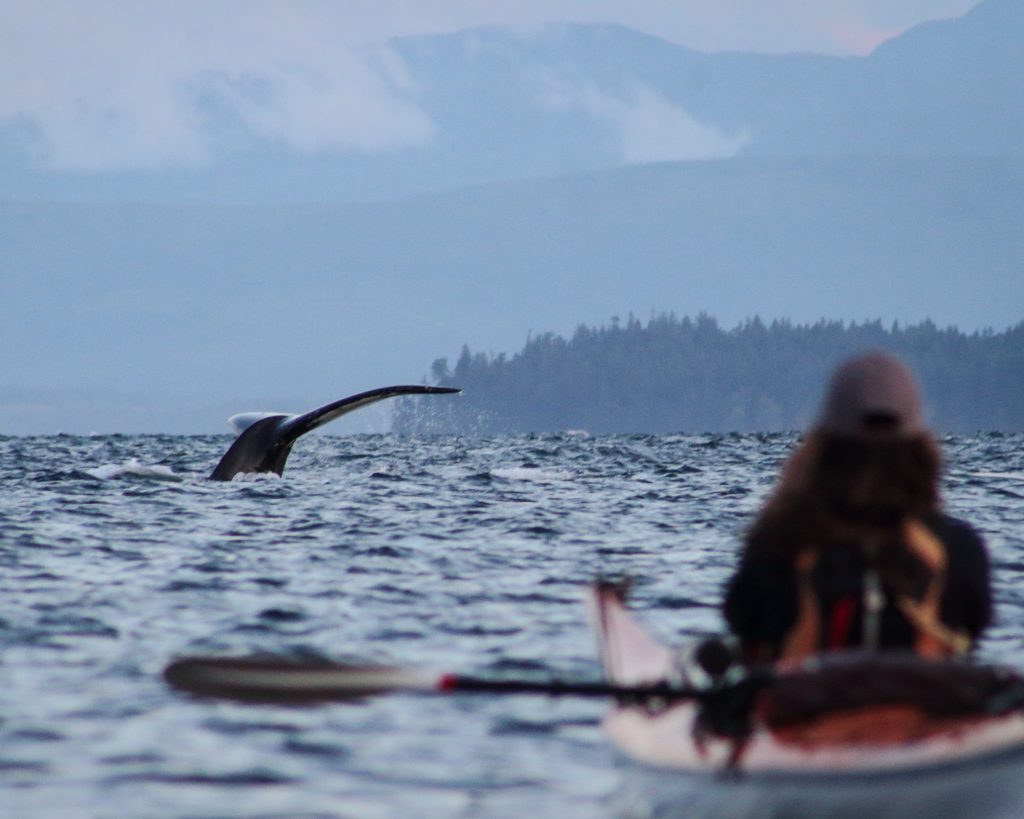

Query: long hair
[743,429,943,593]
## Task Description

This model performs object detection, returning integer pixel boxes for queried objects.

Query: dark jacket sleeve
[931,515,992,641]
[723,554,799,658]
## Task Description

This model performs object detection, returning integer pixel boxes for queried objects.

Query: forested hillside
[395,315,1024,434]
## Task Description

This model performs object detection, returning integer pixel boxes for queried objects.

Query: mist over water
[2,432,1023,817]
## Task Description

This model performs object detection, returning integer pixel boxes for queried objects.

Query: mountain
[763,0,1024,154]
[2,156,1022,433]
[390,0,1024,162]
[1,0,1020,203]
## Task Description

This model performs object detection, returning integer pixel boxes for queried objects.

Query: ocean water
[2,432,1024,818]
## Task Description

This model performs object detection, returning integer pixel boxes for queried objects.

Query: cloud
[538,80,748,163]
[0,1,434,171]
[605,87,749,163]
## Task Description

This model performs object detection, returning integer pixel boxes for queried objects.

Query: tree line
[394,314,1024,434]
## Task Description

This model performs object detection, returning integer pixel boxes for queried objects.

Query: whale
[209,385,460,481]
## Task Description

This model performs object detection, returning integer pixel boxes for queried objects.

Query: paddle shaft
[439,674,699,700]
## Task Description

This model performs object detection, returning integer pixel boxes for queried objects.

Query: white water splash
[491,467,573,483]
[86,459,182,482]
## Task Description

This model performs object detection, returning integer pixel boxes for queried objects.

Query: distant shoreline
[397,314,1024,434]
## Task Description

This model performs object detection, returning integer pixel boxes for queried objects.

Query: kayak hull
[612,744,1024,819]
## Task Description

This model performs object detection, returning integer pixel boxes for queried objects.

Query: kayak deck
[605,700,1024,776]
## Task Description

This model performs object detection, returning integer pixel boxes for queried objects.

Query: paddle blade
[164,656,441,703]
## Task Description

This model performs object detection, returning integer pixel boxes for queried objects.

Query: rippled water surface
[2,432,1024,818]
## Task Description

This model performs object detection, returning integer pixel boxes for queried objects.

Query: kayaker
[723,351,992,665]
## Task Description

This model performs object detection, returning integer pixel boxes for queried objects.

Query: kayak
[588,583,1024,818]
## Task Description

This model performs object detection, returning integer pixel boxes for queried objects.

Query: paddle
[163,655,709,704]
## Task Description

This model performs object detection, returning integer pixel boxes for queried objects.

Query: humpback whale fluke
[209,385,461,481]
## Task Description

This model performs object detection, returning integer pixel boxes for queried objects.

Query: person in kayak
[723,351,992,665]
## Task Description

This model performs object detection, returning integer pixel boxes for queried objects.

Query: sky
[1,0,980,172]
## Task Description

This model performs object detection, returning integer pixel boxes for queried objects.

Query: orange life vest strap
[899,519,969,657]
[777,520,968,661]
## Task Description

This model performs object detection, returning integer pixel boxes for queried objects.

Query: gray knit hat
[817,352,926,437]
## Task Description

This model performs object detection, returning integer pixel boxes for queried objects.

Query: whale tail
[209,385,461,481]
